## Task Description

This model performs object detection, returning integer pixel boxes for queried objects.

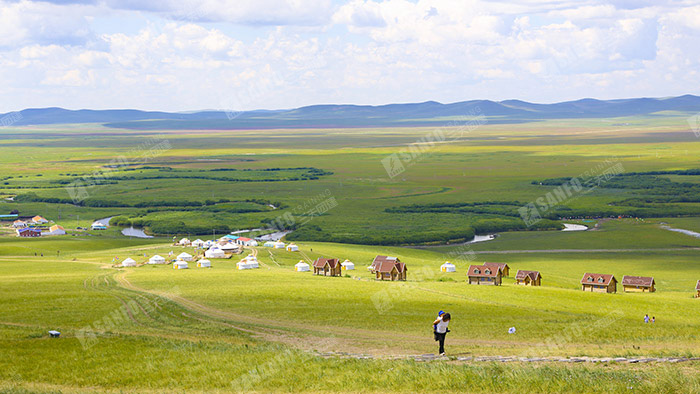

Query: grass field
[3,116,700,392]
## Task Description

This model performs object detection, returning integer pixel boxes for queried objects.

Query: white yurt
[273,241,285,249]
[177,252,193,261]
[263,241,276,248]
[178,238,191,246]
[121,258,137,267]
[192,239,205,248]
[148,255,166,264]
[341,259,355,270]
[204,240,215,248]
[205,248,226,259]
[294,261,310,272]
[286,244,299,252]
[173,260,188,269]
[197,259,211,268]
[237,255,259,270]
[441,262,456,273]
[221,243,239,252]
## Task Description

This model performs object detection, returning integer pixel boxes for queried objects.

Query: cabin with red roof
[515,270,541,286]
[484,262,510,277]
[467,264,502,285]
[621,276,655,293]
[312,258,341,277]
[375,259,407,281]
[369,255,399,273]
[581,273,617,293]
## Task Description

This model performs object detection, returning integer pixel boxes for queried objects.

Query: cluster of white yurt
[197,259,211,268]
[173,260,188,269]
[341,259,355,270]
[121,258,137,267]
[294,260,310,272]
[177,252,193,262]
[148,255,166,264]
[441,261,456,273]
[192,239,205,248]
[263,241,276,248]
[237,255,259,270]
[286,243,299,252]
[205,247,226,259]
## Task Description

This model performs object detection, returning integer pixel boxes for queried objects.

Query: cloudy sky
[1,0,699,111]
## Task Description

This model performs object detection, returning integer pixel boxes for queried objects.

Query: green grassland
[3,115,700,392]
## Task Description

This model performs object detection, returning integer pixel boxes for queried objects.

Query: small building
[205,248,226,259]
[515,270,541,286]
[581,273,617,293]
[173,260,188,270]
[375,259,407,281]
[263,241,276,248]
[31,215,48,224]
[312,258,342,276]
[91,222,107,230]
[197,259,211,268]
[441,262,456,273]
[621,276,655,293]
[341,259,355,270]
[148,255,166,264]
[178,238,191,246]
[370,255,400,273]
[467,264,502,285]
[121,258,137,267]
[236,237,258,247]
[295,261,310,272]
[286,244,299,252]
[273,241,285,249]
[192,239,205,248]
[484,262,510,277]
[12,220,27,228]
[16,227,41,237]
[44,225,66,236]
[177,252,193,262]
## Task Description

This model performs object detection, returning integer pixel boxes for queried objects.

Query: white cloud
[0,0,698,111]
[0,0,95,46]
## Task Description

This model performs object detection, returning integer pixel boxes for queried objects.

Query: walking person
[644,314,649,324]
[433,312,451,356]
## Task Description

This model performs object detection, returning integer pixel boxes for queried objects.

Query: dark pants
[434,331,446,354]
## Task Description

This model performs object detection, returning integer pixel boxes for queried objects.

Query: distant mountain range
[3,95,700,129]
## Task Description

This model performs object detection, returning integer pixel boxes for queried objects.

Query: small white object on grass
[48,330,60,337]
[508,327,516,334]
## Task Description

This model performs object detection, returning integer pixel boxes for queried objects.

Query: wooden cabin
[369,255,400,273]
[695,280,700,298]
[312,258,341,277]
[484,262,510,277]
[16,227,41,237]
[580,273,617,293]
[467,264,502,285]
[375,259,407,281]
[515,270,541,286]
[621,276,655,293]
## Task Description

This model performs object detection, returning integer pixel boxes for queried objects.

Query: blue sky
[1,0,699,111]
